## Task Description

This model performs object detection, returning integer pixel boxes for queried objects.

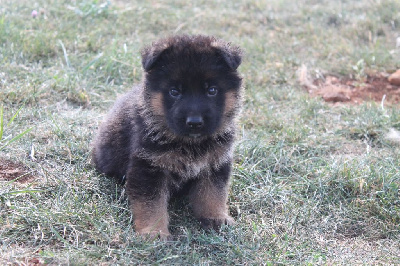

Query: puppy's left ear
[212,40,243,70]
[141,43,169,71]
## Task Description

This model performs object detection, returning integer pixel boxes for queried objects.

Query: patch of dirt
[298,66,400,104]
[0,158,34,183]
[310,74,400,104]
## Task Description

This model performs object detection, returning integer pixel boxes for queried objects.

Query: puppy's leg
[189,162,234,230]
[125,158,171,239]
[131,193,170,239]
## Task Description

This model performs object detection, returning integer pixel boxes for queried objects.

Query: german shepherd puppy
[92,35,243,239]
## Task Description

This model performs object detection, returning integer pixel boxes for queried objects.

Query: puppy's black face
[148,65,240,138]
[142,36,242,138]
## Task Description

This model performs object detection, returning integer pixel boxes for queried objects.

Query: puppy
[92,35,243,239]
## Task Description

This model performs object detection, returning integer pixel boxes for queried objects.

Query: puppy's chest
[139,142,232,178]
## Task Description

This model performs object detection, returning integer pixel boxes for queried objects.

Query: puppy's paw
[137,228,172,241]
[198,215,235,231]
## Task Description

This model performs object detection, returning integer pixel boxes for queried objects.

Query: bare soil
[0,158,34,183]
[309,74,400,105]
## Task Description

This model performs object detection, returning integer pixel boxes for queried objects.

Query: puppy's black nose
[186,116,204,128]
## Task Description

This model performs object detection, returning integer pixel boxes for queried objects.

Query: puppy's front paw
[137,228,172,241]
[198,215,235,230]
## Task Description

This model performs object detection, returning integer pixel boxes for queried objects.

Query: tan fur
[211,88,243,137]
[189,176,233,223]
[149,92,164,116]
[224,91,237,116]
[132,190,170,239]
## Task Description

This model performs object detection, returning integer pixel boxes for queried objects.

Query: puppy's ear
[212,40,243,70]
[141,43,169,71]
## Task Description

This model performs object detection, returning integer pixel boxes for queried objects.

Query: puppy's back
[92,89,141,181]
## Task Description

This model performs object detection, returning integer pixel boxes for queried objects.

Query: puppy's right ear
[141,44,169,72]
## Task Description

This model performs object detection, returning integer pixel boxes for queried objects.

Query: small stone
[322,92,350,102]
[388,69,400,86]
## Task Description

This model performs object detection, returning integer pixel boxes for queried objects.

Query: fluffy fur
[92,35,243,239]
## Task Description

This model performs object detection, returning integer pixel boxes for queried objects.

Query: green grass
[1,0,400,264]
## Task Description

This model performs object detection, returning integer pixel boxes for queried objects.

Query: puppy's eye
[169,88,181,98]
[207,86,218,96]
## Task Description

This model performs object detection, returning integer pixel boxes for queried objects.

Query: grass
[1,0,400,264]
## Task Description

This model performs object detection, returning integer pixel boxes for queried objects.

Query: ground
[0,158,34,184]
[309,72,400,104]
